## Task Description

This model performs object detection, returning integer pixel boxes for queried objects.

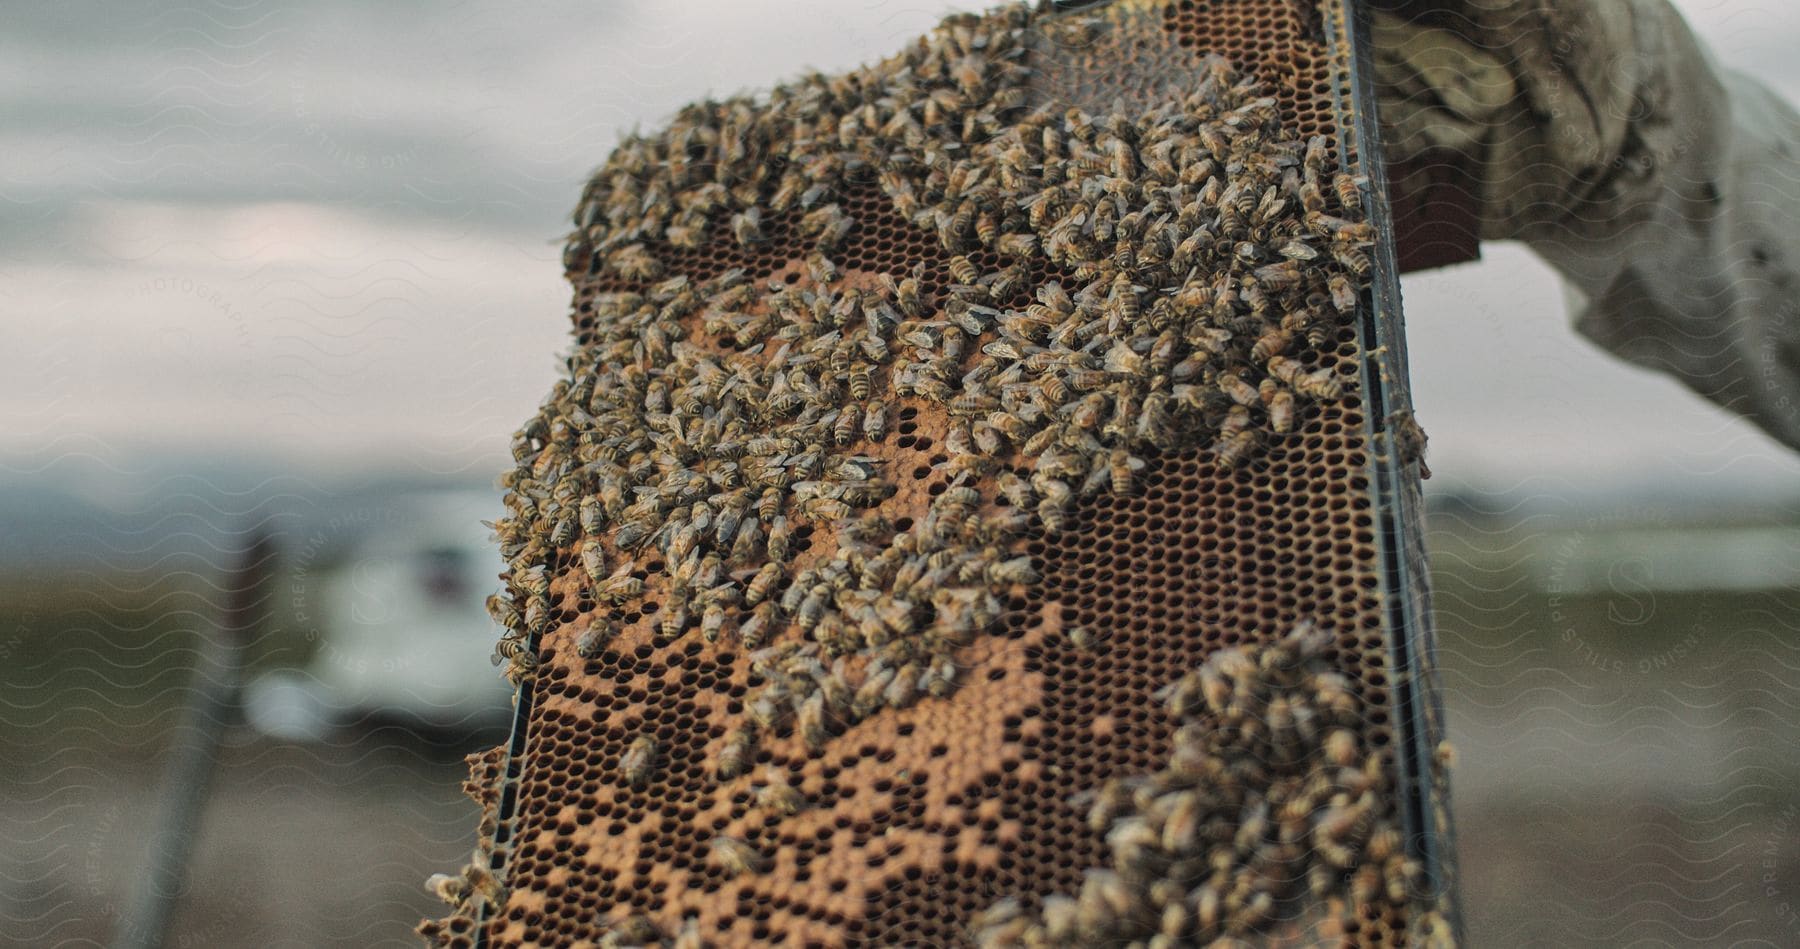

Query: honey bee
[573,542,609,586]
[492,635,537,683]
[1252,259,1305,295]
[1268,355,1343,399]
[769,172,808,214]
[608,244,664,282]
[884,662,919,709]
[424,872,466,906]
[973,209,1003,247]
[1106,815,1160,875]
[575,622,615,659]
[847,364,873,401]
[755,486,783,523]
[922,656,957,698]
[621,736,657,788]
[767,515,793,561]
[1108,448,1145,495]
[1216,371,1260,407]
[1309,670,1357,718]
[797,689,831,750]
[1084,869,1134,926]
[522,601,547,637]
[1154,671,1200,719]
[1067,624,1096,651]
[601,914,666,949]
[1047,9,1102,45]
[1248,326,1293,363]
[831,403,863,447]
[1137,391,1173,444]
[716,726,757,780]
[461,860,504,907]
[1296,175,1328,215]
[970,898,1027,945]
[1137,328,1177,374]
[614,517,654,550]
[757,779,806,817]
[1333,244,1372,276]
[747,683,788,731]
[516,564,550,598]
[659,600,693,639]
[1102,341,1145,377]
[778,573,810,614]
[579,496,605,535]
[1157,901,1190,944]
[669,917,706,949]
[1213,405,1259,468]
[1264,384,1295,434]
[1037,894,1079,943]
[979,472,1028,513]
[1105,274,1140,331]
[892,276,926,317]
[795,583,831,633]
[947,254,980,286]
[988,261,1029,302]
[1034,492,1069,532]
[730,208,763,246]
[983,554,1035,585]
[851,664,895,720]
[1327,272,1358,312]
[1228,891,1275,932]
[486,592,522,630]
[813,204,858,248]
[1366,824,1402,863]
[1303,133,1331,177]
[1225,178,1257,225]
[709,836,768,877]
[1278,236,1320,261]
[799,496,854,522]
[700,600,731,642]
[806,253,839,285]
[1386,856,1423,904]
[1333,172,1366,211]
[995,232,1036,258]
[1349,863,1381,905]
[595,568,644,604]
[1067,390,1110,431]
[742,561,783,606]
[1390,409,1432,479]
[1198,121,1232,162]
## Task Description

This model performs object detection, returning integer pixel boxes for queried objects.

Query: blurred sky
[4,0,1800,501]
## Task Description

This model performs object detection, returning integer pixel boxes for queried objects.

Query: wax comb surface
[422,2,1456,946]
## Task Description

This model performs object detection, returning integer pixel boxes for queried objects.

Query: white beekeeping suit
[1373,0,1800,451]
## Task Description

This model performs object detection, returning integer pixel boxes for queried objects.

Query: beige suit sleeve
[1374,1,1800,450]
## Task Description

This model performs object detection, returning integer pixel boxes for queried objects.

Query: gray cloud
[4,0,1799,497]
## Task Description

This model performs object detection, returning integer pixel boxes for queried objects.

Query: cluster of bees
[485,0,1370,696]
[971,623,1428,948]
[450,1,1392,944]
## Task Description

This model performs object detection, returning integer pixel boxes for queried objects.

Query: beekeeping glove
[1372,1,1800,451]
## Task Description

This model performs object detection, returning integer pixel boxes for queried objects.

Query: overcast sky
[4,0,1799,500]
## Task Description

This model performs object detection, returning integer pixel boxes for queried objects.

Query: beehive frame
[423,1,1459,945]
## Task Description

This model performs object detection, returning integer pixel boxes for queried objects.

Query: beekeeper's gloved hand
[1371,0,1800,452]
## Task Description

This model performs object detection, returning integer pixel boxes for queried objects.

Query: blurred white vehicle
[247,490,514,740]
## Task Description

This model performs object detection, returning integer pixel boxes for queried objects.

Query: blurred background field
[5,1,1800,946]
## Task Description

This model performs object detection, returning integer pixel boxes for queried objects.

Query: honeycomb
[422,2,1455,946]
